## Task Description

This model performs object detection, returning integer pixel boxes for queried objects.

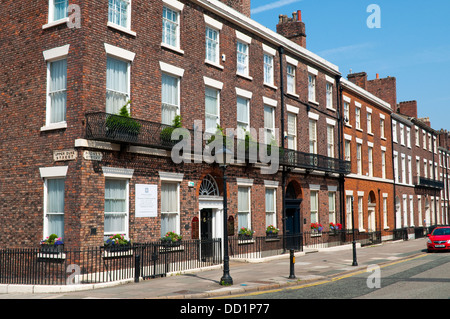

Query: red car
[427,226,450,252]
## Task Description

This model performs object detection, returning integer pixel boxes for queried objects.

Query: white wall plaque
[53,149,77,161]
[83,151,103,161]
[135,184,158,218]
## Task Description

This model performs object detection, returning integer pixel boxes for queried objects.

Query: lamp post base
[220,274,233,286]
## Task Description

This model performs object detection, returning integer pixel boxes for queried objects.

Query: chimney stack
[276,10,307,48]
[398,100,418,118]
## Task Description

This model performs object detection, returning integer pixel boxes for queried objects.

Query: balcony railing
[85,112,351,175]
[413,176,444,189]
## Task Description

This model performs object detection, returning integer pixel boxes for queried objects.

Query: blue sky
[250,0,450,131]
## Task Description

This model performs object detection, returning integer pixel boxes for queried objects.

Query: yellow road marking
[212,253,427,299]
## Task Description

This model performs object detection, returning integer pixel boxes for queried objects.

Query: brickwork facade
[0,0,347,249]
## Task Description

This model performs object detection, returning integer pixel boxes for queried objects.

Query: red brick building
[348,72,445,238]
[0,0,350,248]
[340,78,394,240]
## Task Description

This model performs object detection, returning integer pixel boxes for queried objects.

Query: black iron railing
[85,112,351,175]
[0,239,222,286]
[413,176,444,189]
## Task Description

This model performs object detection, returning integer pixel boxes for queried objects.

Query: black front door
[285,199,302,250]
[200,209,213,260]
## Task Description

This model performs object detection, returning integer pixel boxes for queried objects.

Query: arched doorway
[285,180,303,249]
[198,174,223,260]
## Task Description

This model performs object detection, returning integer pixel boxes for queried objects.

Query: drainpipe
[278,46,287,251]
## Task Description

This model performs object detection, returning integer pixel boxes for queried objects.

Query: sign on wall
[135,184,158,218]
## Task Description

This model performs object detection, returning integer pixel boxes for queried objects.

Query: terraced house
[0,0,351,249]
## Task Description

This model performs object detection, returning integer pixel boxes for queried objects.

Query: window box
[40,244,64,254]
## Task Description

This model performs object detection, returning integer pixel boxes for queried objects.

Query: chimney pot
[376,73,379,79]
[297,10,302,21]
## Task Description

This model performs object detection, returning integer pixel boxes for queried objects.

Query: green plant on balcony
[105,101,141,141]
[160,115,184,146]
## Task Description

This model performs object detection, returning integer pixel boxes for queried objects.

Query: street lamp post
[216,143,233,286]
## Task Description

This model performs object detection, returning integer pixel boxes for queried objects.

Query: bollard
[135,254,141,283]
[289,249,296,279]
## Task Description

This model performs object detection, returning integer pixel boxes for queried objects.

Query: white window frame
[205,86,220,133]
[309,119,317,154]
[104,44,135,115]
[159,171,183,236]
[358,195,364,231]
[42,45,70,131]
[357,142,362,175]
[160,62,185,125]
[264,54,274,87]
[204,15,223,68]
[383,194,388,229]
[368,146,373,177]
[160,181,181,236]
[162,2,184,53]
[326,80,334,110]
[238,186,251,230]
[287,112,297,150]
[40,166,68,240]
[236,88,252,140]
[265,187,277,229]
[44,0,69,28]
[366,108,372,134]
[310,190,319,224]
[382,149,386,179]
[108,0,136,36]
[327,124,335,158]
[328,191,336,224]
[393,120,398,143]
[355,106,361,130]
[286,64,296,95]
[236,41,249,77]
[264,105,275,145]
[102,167,134,238]
[345,139,351,162]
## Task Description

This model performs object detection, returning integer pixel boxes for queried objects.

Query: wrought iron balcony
[85,112,351,175]
[413,176,444,189]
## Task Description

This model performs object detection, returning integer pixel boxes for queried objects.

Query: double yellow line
[212,253,427,299]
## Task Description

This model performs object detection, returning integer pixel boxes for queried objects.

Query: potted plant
[329,222,342,234]
[160,115,184,147]
[311,222,323,235]
[104,234,131,252]
[105,101,141,142]
[238,227,254,240]
[266,225,279,238]
[40,234,64,254]
[160,231,182,246]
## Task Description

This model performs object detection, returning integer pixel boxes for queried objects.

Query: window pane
[161,73,179,125]
[238,187,249,212]
[161,183,178,213]
[106,57,129,114]
[46,178,65,238]
[105,179,127,213]
[54,0,68,20]
[205,27,218,63]
[49,59,67,123]
[47,179,65,213]
[162,7,178,47]
[109,0,128,28]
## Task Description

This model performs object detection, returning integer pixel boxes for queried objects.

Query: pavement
[0,237,428,299]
